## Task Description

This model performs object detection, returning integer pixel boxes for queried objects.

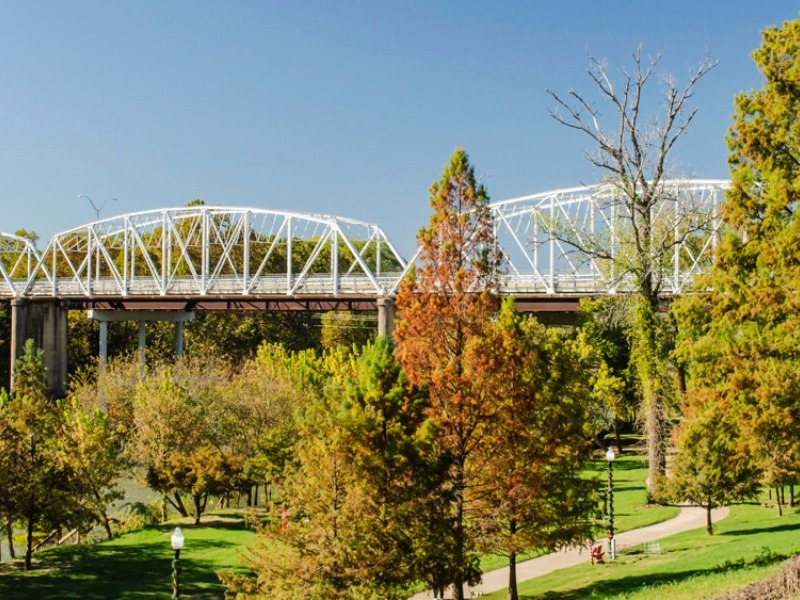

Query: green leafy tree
[56,400,126,539]
[4,341,75,569]
[229,341,439,599]
[472,300,597,600]
[667,390,760,534]
[320,311,374,350]
[186,311,322,361]
[129,355,241,523]
[0,388,19,559]
[575,298,637,453]
[394,148,502,599]
[12,229,39,246]
[230,347,354,599]
[217,344,305,506]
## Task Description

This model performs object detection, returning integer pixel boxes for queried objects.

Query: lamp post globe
[171,527,184,552]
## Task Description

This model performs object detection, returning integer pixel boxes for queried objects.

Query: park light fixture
[171,527,184,598]
[606,447,615,560]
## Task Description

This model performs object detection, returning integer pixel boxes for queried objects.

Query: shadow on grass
[0,525,249,600]
[606,485,642,493]
[723,521,800,537]
[519,557,786,600]
[610,459,647,472]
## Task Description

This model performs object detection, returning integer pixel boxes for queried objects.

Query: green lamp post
[606,447,616,560]
[171,527,185,598]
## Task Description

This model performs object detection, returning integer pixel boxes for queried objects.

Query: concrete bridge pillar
[10,298,69,398]
[88,310,195,365]
[377,296,395,339]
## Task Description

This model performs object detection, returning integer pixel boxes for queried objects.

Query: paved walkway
[410,504,729,599]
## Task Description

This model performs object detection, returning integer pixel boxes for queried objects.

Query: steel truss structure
[16,207,408,299]
[0,179,729,300]
[490,179,728,295]
[0,232,40,297]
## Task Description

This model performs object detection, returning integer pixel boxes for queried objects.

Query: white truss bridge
[0,179,728,302]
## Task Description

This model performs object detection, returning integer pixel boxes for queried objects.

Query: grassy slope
[0,518,256,600]
[483,501,800,599]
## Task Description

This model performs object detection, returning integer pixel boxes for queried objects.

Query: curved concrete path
[410,504,729,600]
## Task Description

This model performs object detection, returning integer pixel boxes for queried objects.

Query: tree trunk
[100,510,113,540]
[776,486,783,516]
[5,514,15,559]
[24,504,34,571]
[506,518,519,600]
[193,494,203,525]
[93,490,114,539]
[453,457,466,600]
[635,296,667,501]
[170,491,189,517]
[508,552,519,600]
[705,500,714,535]
[161,495,168,522]
[508,551,518,600]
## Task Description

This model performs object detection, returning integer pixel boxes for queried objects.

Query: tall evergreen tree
[394,148,502,600]
[674,19,800,509]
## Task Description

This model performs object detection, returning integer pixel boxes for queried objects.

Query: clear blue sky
[0,1,796,256]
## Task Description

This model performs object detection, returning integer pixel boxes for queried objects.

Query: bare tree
[548,48,717,497]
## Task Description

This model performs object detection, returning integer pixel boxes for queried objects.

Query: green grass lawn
[481,501,800,599]
[0,516,256,599]
[588,452,678,533]
[7,454,786,599]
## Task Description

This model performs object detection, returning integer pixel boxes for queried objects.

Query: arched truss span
[23,207,408,298]
[490,179,729,295]
[0,232,41,297]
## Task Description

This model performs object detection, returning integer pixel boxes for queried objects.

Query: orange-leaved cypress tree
[394,148,502,600]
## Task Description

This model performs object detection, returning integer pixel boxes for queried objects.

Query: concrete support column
[88,310,195,363]
[377,296,395,339]
[99,321,108,367]
[175,321,185,358]
[138,321,146,363]
[10,298,69,398]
